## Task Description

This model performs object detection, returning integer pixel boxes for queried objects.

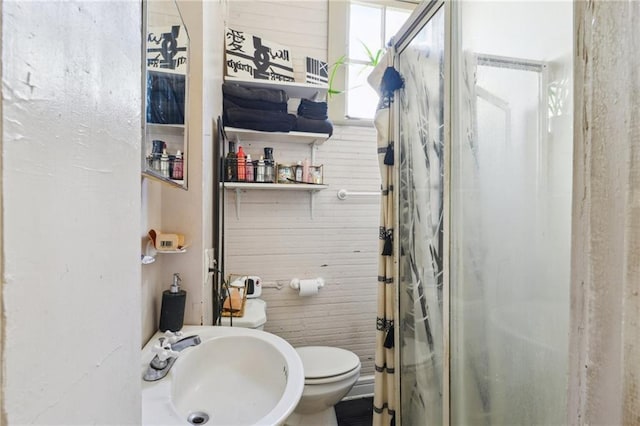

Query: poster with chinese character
[147,25,188,75]
[225,27,294,82]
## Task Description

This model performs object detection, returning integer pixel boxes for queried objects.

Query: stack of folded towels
[295,99,334,136]
[223,82,334,136]
[223,83,296,132]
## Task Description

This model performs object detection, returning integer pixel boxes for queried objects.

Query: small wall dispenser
[159,273,186,332]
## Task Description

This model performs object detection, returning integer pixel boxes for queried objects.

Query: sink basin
[141,325,304,425]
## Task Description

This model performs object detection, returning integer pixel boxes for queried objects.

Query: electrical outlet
[205,248,215,271]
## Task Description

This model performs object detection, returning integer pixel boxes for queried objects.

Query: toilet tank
[219,299,267,330]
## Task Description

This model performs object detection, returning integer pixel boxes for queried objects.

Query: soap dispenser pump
[159,273,187,332]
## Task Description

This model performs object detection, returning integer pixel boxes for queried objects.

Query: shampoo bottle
[295,160,303,182]
[237,145,246,181]
[225,141,237,182]
[256,156,265,182]
[264,147,274,183]
[302,157,310,183]
[160,149,170,178]
[159,273,186,332]
[172,150,184,180]
[245,154,254,182]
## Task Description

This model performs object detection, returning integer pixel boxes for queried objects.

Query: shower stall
[390,1,573,424]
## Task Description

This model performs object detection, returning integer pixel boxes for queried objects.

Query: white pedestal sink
[141,325,304,425]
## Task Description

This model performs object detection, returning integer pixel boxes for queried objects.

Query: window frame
[327,0,418,125]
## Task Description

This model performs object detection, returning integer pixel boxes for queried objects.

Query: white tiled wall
[225,1,381,376]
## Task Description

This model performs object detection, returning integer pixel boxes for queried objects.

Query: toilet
[219,298,267,330]
[220,286,361,426]
[219,276,267,330]
[285,345,361,426]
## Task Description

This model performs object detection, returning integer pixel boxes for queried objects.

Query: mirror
[142,0,190,189]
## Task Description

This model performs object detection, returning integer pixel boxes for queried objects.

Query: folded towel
[293,116,334,136]
[147,72,186,124]
[224,94,287,112]
[226,118,296,133]
[224,98,296,132]
[297,98,328,120]
[223,82,289,104]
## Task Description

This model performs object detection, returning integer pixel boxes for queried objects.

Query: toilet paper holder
[290,277,325,290]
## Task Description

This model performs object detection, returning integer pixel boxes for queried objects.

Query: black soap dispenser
[159,273,186,332]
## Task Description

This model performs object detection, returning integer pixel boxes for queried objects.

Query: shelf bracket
[234,188,241,220]
[310,191,315,220]
[309,142,319,219]
[310,142,317,165]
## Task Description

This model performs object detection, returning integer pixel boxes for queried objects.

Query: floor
[335,397,374,426]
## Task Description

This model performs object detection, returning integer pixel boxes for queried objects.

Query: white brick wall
[225,1,381,376]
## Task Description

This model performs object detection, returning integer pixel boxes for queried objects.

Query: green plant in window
[328,41,385,99]
[328,55,347,98]
[360,40,384,68]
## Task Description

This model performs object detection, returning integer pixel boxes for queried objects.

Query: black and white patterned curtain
[368,53,404,426]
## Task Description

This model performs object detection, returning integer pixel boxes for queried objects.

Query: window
[328,0,415,122]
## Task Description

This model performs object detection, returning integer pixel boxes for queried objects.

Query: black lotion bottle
[159,273,186,332]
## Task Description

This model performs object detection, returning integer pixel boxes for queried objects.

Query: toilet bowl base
[284,407,337,426]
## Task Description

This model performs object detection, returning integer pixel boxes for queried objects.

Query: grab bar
[337,189,380,200]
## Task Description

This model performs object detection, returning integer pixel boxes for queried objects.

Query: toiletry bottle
[264,147,274,183]
[152,140,165,171]
[160,148,170,178]
[172,150,184,180]
[295,160,303,182]
[225,141,237,182]
[245,154,254,182]
[256,156,265,182]
[313,167,322,184]
[302,157,310,183]
[159,273,187,332]
[152,139,165,155]
[237,145,246,181]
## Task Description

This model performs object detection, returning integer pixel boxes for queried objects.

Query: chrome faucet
[143,332,201,382]
[171,334,202,351]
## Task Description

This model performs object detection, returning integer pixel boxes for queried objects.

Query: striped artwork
[305,57,328,85]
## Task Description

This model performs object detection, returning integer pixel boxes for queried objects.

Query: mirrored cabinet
[142,0,190,189]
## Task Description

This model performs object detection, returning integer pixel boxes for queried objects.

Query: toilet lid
[296,346,360,379]
[219,299,266,328]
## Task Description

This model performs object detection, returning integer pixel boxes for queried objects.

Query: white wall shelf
[222,182,327,219]
[222,77,330,219]
[143,168,185,189]
[147,123,184,134]
[224,76,327,99]
[144,122,187,190]
[142,240,187,264]
[224,127,330,145]
[223,182,327,191]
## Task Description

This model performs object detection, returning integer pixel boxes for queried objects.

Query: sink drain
[187,411,210,425]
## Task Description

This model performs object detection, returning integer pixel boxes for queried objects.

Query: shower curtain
[368,53,404,426]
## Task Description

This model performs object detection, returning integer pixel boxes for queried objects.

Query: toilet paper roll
[298,279,319,296]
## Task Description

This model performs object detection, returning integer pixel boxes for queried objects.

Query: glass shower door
[396,5,446,425]
[394,2,572,423]
[450,2,573,424]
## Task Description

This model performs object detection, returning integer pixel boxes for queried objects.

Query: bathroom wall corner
[570,1,640,423]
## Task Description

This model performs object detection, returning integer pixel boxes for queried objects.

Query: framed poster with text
[225,27,294,82]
